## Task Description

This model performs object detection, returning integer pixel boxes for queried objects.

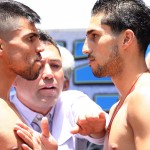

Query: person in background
[83,0,150,149]
[0,0,57,150]
[11,30,107,150]
[58,45,75,91]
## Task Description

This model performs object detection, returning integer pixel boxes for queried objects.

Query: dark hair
[0,0,40,38]
[38,29,61,56]
[92,0,150,53]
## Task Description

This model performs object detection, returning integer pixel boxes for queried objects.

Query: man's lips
[87,54,95,60]
[88,57,95,61]
[87,56,95,65]
[39,85,57,90]
[41,86,56,90]
[38,85,58,96]
[35,56,44,67]
[36,56,42,62]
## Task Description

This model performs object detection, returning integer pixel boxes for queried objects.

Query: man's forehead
[12,17,36,30]
[86,15,104,31]
[90,14,104,24]
[86,15,113,35]
[42,46,61,60]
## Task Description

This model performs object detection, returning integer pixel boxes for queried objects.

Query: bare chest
[104,104,135,150]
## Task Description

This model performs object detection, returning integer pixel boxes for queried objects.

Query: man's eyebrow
[50,59,61,63]
[86,30,94,36]
[31,32,39,37]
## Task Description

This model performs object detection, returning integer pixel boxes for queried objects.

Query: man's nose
[82,39,90,55]
[42,64,54,80]
[36,40,45,53]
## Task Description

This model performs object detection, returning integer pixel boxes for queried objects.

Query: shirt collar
[10,93,55,127]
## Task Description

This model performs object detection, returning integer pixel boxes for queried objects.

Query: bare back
[0,99,25,150]
[104,73,150,150]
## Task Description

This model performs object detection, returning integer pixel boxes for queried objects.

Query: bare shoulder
[127,73,150,107]
[127,82,150,126]
[127,78,150,106]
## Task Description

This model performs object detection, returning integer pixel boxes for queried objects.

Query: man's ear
[13,80,17,87]
[63,78,70,91]
[0,39,4,56]
[122,29,135,49]
[13,76,19,87]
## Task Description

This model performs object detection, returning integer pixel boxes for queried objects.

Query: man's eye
[92,34,98,39]
[87,34,98,41]
[51,64,60,68]
[28,35,38,42]
[28,36,34,41]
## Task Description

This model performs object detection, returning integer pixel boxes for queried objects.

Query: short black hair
[38,29,61,56]
[0,0,40,38]
[92,0,150,53]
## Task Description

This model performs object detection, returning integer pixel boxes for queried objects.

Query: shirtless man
[83,0,150,149]
[0,1,57,149]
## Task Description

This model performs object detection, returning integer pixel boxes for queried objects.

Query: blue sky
[16,0,150,30]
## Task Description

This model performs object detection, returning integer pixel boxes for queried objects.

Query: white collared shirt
[10,94,55,128]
